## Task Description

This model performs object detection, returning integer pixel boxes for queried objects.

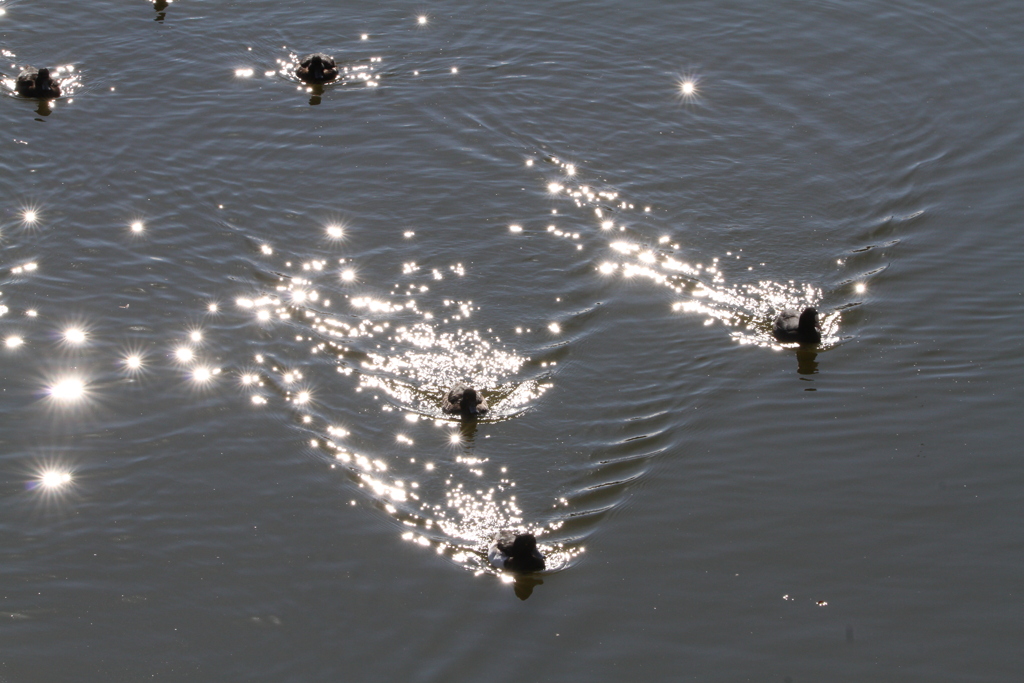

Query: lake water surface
[2,1,1022,680]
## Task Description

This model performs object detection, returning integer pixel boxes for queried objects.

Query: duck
[295,53,339,83]
[772,307,822,345]
[488,531,546,573]
[442,383,489,416]
[15,67,61,98]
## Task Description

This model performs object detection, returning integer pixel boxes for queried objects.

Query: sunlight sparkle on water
[130,221,144,233]
[855,283,866,293]
[124,354,143,370]
[681,80,695,96]
[341,269,356,282]
[326,225,344,239]
[509,224,523,233]
[50,378,85,401]
[417,15,428,25]
[64,327,87,344]
[192,367,214,383]
[189,330,202,343]
[23,210,38,224]
[40,471,72,488]
[5,336,23,348]
[208,303,218,313]
[175,346,194,362]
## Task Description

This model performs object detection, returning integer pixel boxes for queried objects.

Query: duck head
[798,307,822,343]
[507,534,545,572]
[460,387,480,414]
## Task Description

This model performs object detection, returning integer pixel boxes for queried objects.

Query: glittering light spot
[251,395,267,405]
[565,164,576,176]
[193,367,213,383]
[130,221,144,233]
[548,322,561,334]
[326,225,344,239]
[12,262,39,274]
[855,283,866,294]
[50,378,85,401]
[125,354,142,370]
[27,310,38,318]
[525,159,534,167]
[64,328,86,344]
[295,391,311,404]
[598,262,617,275]
[680,80,696,96]
[40,471,72,488]
[260,244,273,255]
[175,347,194,362]
[6,336,23,348]
[417,15,427,25]
[235,68,255,78]
[449,433,461,444]
[509,224,523,233]
[403,231,415,238]
[23,210,38,224]
[451,67,458,74]
[189,330,202,343]
[208,303,218,313]
[257,310,271,321]
[340,269,356,282]
[361,33,369,40]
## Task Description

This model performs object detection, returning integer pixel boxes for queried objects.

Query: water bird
[296,53,338,83]
[488,531,545,573]
[773,307,822,345]
[442,384,489,416]
[15,67,61,98]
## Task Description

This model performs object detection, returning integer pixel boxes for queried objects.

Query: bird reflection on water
[152,0,169,22]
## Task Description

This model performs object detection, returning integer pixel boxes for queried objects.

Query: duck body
[296,53,338,83]
[15,67,61,98]
[773,307,822,345]
[488,531,546,573]
[442,383,489,416]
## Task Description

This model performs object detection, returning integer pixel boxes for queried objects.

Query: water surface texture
[2,1,1023,680]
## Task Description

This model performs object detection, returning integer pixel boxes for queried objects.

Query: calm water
[2,0,1023,680]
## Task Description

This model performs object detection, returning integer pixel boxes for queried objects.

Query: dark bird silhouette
[15,67,61,98]
[442,384,489,416]
[488,531,545,573]
[773,307,821,345]
[296,53,338,83]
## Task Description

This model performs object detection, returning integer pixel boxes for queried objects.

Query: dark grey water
[2,0,1023,680]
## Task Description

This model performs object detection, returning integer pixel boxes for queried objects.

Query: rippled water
[2,0,1023,680]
